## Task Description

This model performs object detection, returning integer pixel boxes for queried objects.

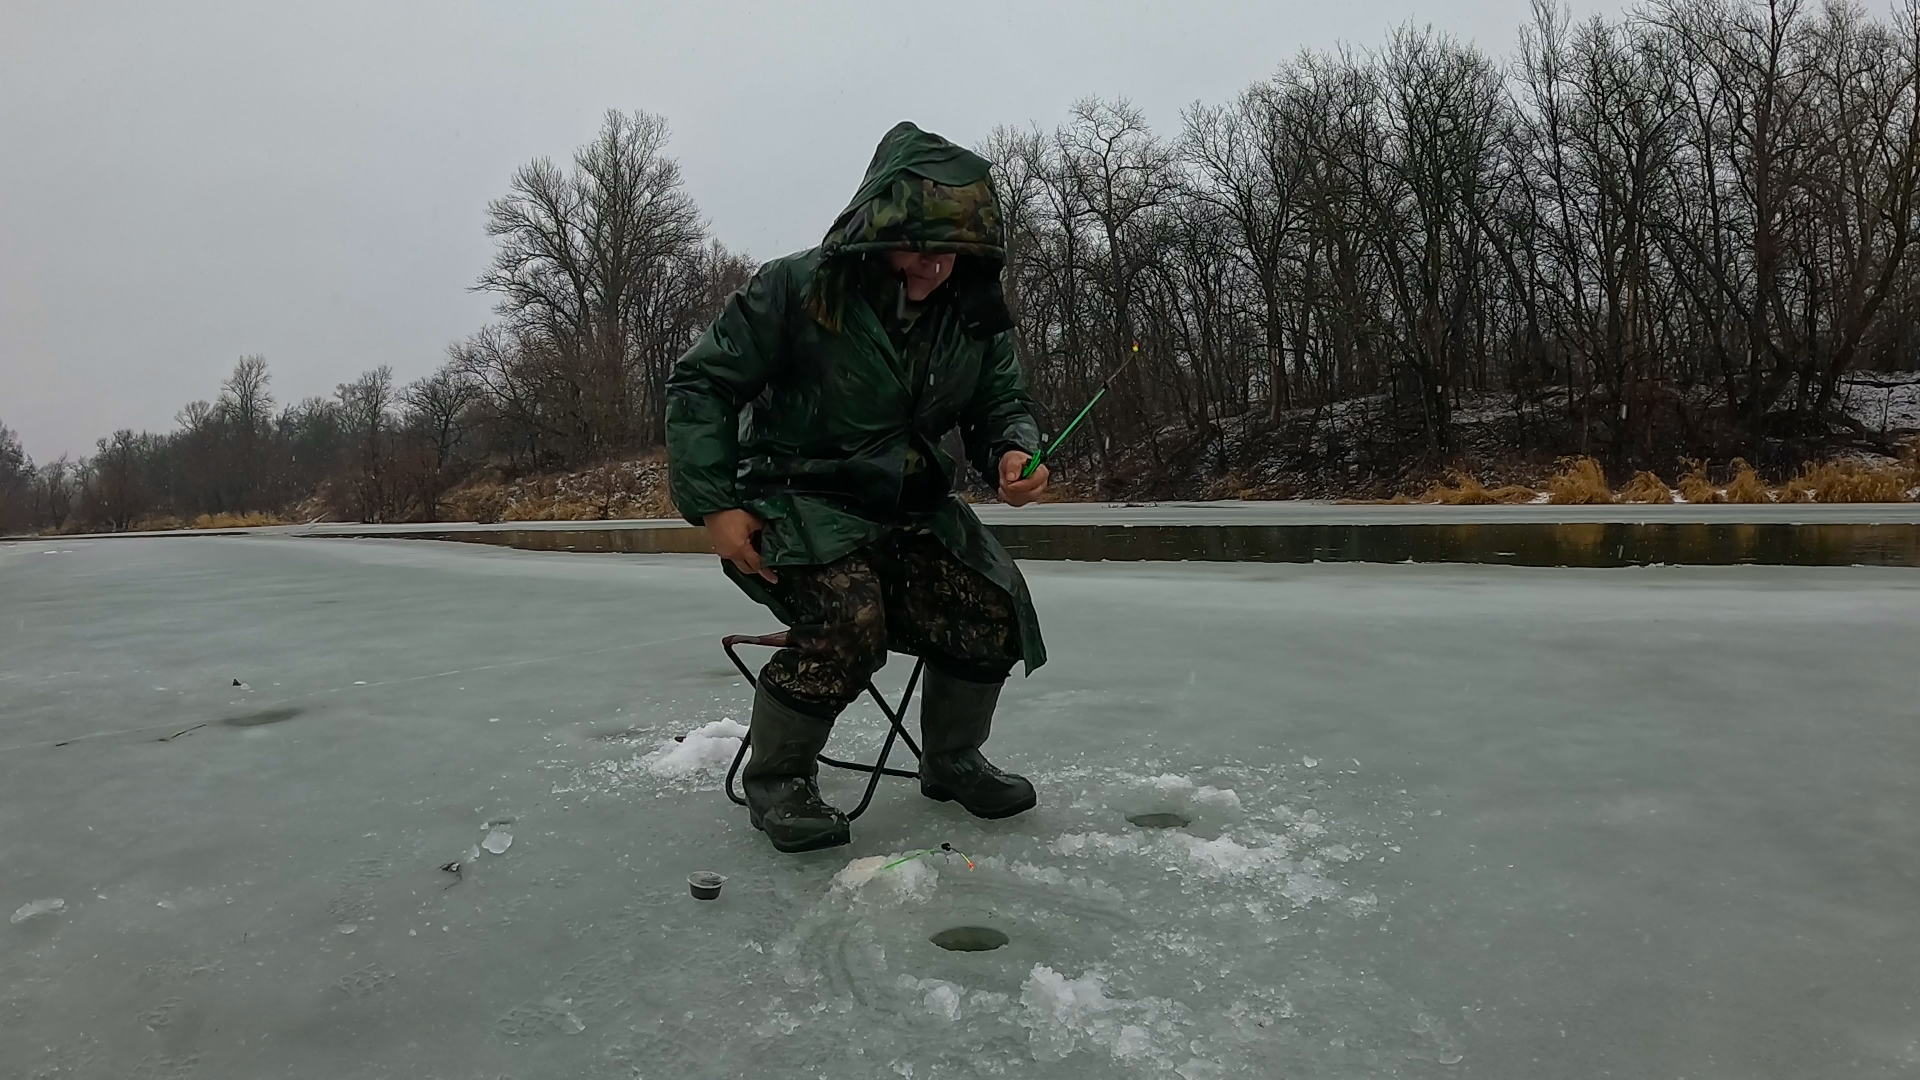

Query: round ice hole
[1127,812,1191,830]
[930,926,1009,952]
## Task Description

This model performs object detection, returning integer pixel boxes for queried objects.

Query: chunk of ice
[1022,965,1118,1047]
[642,719,748,780]
[830,854,938,905]
[1020,965,1175,1062]
[924,982,962,1020]
[1193,786,1242,810]
[482,830,513,855]
[10,898,65,923]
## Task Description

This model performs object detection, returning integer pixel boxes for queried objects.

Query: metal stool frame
[720,632,925,821]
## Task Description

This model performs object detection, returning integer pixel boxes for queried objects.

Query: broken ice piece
[9,898,65,924]
[482,830,513,855]
[335,924,357,935]
[1302,756,1319,768]
[467,844,483,862]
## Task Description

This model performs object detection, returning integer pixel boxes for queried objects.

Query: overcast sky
[0,0,1624,462]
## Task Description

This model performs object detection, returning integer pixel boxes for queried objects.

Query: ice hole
[1126,811,1191,829]
[929,925,1009,952]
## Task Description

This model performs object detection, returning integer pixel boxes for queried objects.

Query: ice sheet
[2,536,1918,1078]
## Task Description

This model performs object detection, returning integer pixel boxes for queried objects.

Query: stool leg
[842,658,925,821]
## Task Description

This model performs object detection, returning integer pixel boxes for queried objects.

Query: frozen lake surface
[3,537,1917,1078]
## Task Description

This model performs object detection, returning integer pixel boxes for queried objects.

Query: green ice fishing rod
[1019,341,1140,480]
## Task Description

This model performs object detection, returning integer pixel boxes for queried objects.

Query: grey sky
[1,0,1621,462]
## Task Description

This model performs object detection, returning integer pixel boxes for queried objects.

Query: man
[665,121,1050,853]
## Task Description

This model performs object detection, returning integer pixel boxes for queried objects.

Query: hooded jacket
[665,122,1045,672]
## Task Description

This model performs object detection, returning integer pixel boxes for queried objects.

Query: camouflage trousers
[755,527,1022,716]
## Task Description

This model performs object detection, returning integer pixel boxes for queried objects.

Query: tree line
[991,0,1920,492]
[7,0,1920,532]
[1,110,754,533]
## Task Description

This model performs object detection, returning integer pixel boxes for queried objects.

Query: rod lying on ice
[1019,342,1140,481]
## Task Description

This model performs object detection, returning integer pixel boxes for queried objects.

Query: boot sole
[921,783,1038,820]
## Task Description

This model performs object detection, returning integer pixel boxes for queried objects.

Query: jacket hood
[813,122,1014,338]
[820,122,1006,260]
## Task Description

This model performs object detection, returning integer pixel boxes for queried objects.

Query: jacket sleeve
[665,262,788,524]
[960,330,1042,488]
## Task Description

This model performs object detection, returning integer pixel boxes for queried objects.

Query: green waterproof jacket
[665,122,1047,673]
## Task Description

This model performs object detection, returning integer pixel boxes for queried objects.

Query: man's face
[887,250,956,302]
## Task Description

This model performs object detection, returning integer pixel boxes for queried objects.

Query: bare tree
[215,355,273,507]
[335,366,396,521]
[477,109,708,461]
[0,422,33,533]
[87,429,150,530]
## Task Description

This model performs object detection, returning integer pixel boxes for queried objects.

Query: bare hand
[706,508,777,583]
[998,451,1050,507]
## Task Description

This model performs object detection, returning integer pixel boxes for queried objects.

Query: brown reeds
[1721,458,1773,503]
[1545,456,1615,504]
[191,511,285,528]
[1782,458,1917,503]
[1421,472,1539,505]
[1616,471,1674,504]
[1676,460,1719,503]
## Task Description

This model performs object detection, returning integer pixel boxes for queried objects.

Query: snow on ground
[1840,370,1920,434]
[4,537,1919,1078]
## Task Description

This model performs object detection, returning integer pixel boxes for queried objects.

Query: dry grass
[192,511,286,528]
[132,511,285,530]
[1722,458,1774,503]
[132,515,187,532]
[502,498,603,521]
[1420,472,1539,504]
[1782,458,1918,503]
[438,481,510,523]
[1545,456,1615,504]
[1676,460,1720,504]
[437,454,677,523]
[1617,471,1675,504]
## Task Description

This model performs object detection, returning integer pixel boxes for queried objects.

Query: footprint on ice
[10,898,65,923]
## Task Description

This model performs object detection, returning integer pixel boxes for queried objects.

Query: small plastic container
[687,871,725,901]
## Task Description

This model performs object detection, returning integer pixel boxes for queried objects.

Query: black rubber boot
[918,667,1036,819]
[742,686,851,853]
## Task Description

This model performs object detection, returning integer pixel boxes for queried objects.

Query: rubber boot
[742,685,851,853]
[918,667,1037,819]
